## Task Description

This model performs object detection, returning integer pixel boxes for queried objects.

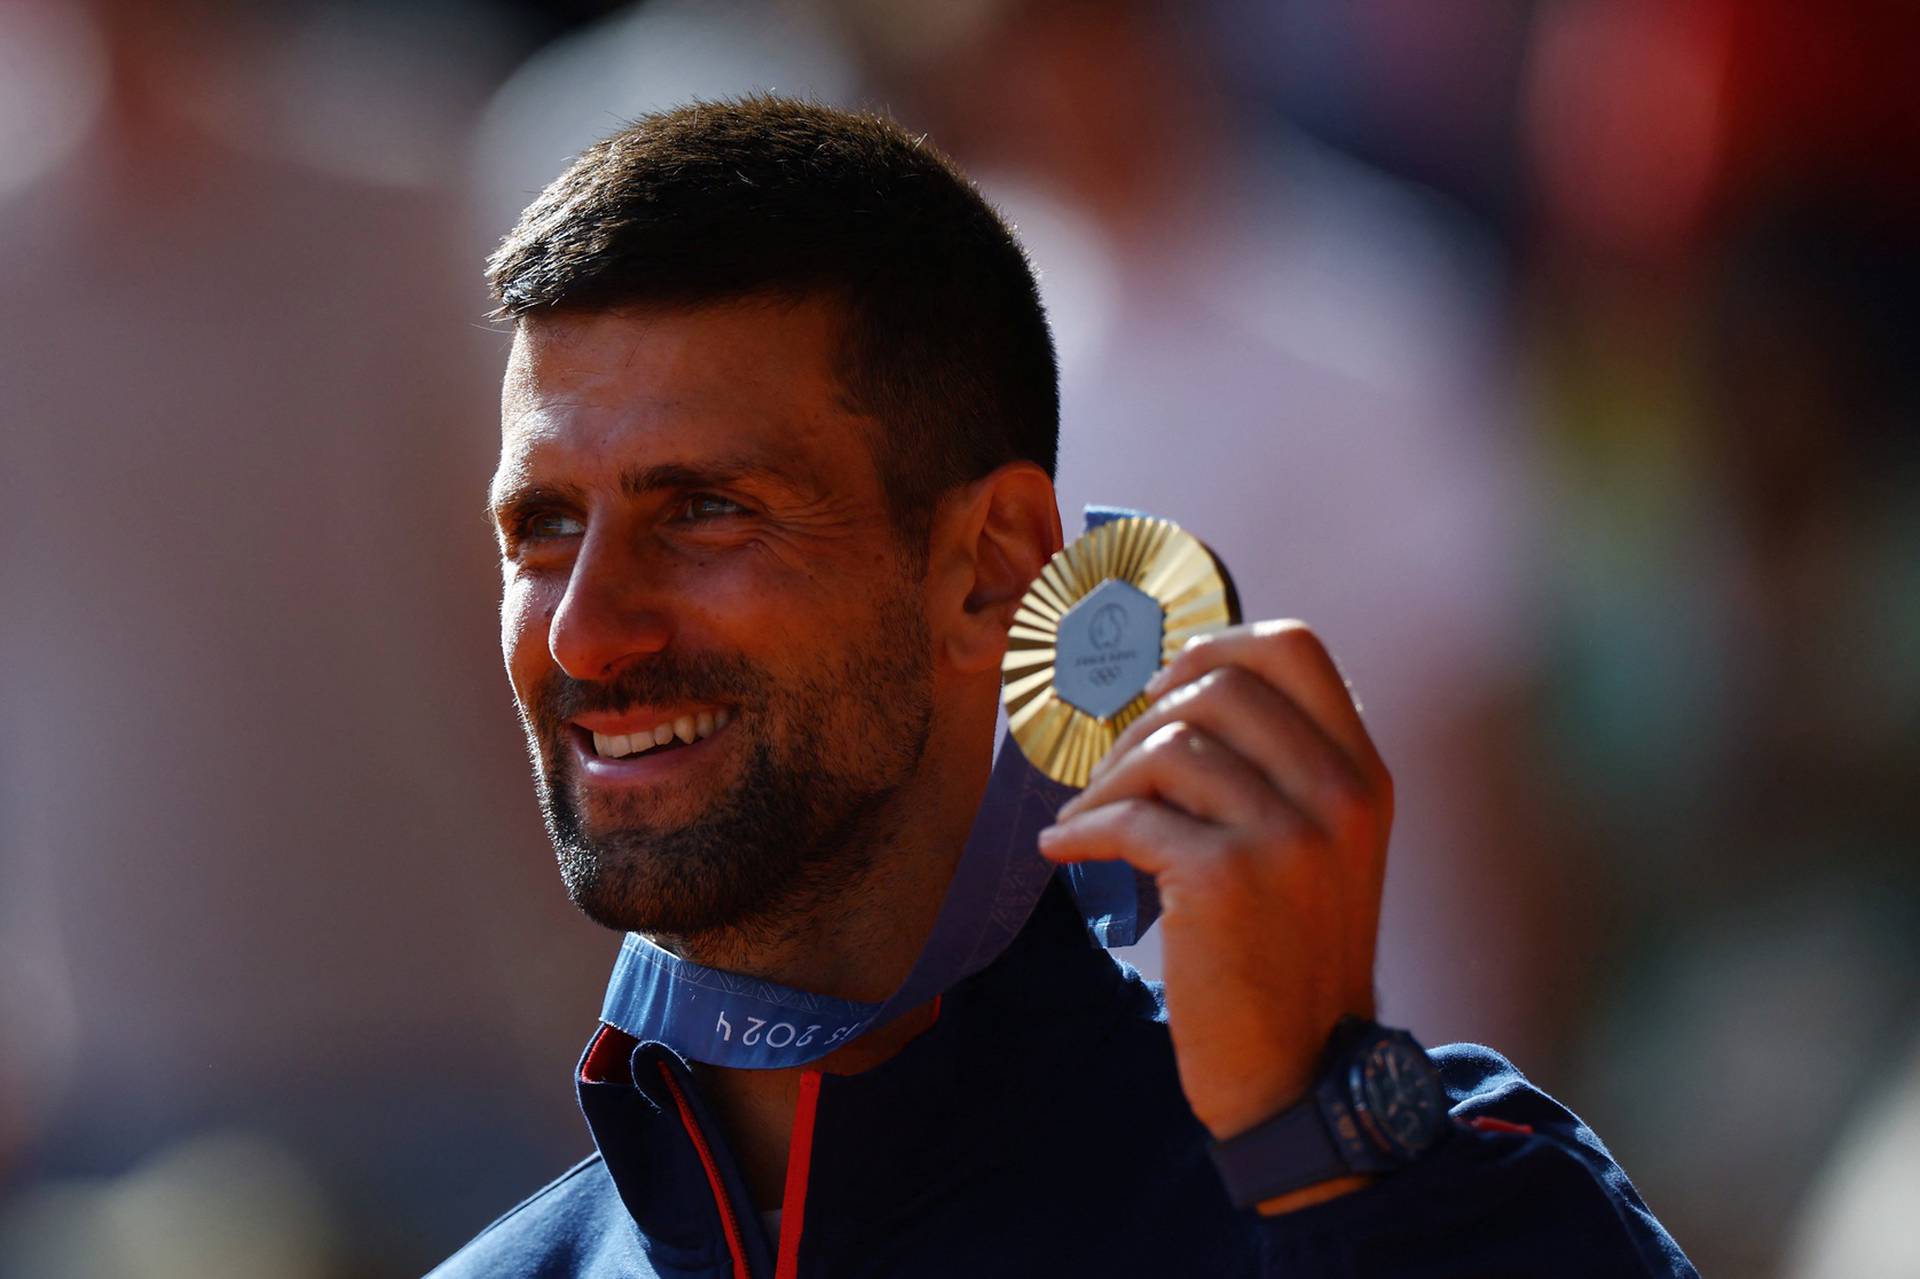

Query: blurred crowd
[2,2,1915,1276]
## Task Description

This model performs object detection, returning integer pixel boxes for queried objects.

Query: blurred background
[2,0,1915,1274]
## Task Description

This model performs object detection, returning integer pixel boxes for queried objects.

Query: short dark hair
[486,96,1059,548]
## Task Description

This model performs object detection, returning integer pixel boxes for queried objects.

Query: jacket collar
[574,882,1139,1270]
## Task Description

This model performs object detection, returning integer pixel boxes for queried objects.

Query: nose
[547,527,674,681]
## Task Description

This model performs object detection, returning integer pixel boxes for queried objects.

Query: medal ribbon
[597,507,1161,1069]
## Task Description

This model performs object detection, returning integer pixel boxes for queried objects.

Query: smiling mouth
[584,709,732,760]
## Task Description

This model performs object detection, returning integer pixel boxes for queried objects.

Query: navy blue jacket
[431,886,1695,1277]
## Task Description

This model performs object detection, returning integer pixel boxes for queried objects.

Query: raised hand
[1039,620,1392,1144]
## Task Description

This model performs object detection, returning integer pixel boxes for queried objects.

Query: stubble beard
[522,596,933,949]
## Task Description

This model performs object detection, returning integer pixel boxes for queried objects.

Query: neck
[652,692,996,1002]
[652,792,958,1004]
[664,684,1000,1208]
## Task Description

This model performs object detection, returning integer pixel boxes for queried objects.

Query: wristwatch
[1207,1017,1450,1208]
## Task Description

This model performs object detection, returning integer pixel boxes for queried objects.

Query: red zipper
[772,998,936,1275]
[655,999,940,1279]
[774,1070,824,1279]
[656,1060,753,1279]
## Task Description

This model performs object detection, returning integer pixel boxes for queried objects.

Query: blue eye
[683,494,747,521]
[523,510,586,539]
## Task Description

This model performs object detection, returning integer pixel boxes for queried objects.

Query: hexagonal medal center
[1053,578,1166,720]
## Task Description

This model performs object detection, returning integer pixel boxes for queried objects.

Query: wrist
[1201,1071,1315,1144]
[1207,1019,1448,1210]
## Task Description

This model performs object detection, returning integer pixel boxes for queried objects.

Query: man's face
[492,299,933,941]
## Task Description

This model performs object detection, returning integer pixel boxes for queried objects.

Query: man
[433,97,1694,1277]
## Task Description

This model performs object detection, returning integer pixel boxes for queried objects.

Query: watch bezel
[1343,1030,1448,1163]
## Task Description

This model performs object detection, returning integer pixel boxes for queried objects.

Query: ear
[927,461,1063,676]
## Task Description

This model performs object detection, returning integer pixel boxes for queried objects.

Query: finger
[1145,621,1386,784]
[1091,665,1370,825]
[1037,796,1231,873]
[1060,721,1283,831]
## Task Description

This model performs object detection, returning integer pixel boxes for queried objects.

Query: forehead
[496,298,878,496]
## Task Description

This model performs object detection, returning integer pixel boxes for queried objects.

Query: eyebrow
[487,454,797,527]
[619,460,762,499]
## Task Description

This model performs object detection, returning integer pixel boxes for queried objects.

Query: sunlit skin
[492,297,1392,1214]
[1042,625,1394,1212]
[493,298,1023,989]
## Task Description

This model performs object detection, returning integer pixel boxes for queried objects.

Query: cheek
[678,557,823,648]
[499,577,556,698]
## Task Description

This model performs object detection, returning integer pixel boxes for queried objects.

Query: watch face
[1348,1036,1447,1161]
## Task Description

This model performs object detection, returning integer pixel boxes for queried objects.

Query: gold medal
[1002,516,1240,788]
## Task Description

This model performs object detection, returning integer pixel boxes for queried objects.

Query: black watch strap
[1206,1097,1350,1209]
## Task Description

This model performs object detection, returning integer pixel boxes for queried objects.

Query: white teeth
[591,730,650,758]
[605,732,635,757]
[592,712,732,758]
